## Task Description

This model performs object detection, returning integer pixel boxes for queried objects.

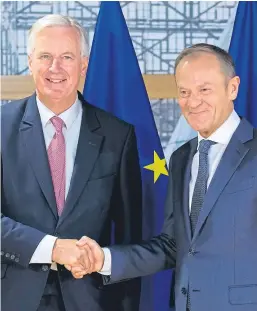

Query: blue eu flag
[83,2,171,311]
[229,2,257,127]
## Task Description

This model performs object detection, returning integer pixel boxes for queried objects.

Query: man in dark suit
[76,44,257,311]
[1,14,142,311]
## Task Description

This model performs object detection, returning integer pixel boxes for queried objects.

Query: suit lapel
[173,138,197,242]
[20,94,58,219]
[57,101,103,227]
[182,138,197,241]
[192,119,253,243]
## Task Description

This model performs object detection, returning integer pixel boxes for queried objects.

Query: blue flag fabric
[83,2,171,311]
[229,2,257,127]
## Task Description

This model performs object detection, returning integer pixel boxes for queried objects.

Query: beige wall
[1,75,177,100]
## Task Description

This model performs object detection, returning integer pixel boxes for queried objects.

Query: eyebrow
[37,51,51,55]
[36,51,76,57]
[178,82,212,89]
[61,52,76,56]
[198,83,212,87]
[178,86,190,91]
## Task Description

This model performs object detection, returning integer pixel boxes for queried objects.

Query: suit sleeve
[104,151,176,284]
[1,158,47,268]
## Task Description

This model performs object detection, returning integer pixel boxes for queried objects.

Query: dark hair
[174,43,236,79]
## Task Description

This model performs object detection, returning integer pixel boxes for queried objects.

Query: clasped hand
[52,236,103,279]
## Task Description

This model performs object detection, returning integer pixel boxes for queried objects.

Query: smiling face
[28,26,88,111]
[175,53,240,137]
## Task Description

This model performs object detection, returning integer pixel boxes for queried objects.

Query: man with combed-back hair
[1,14,142,311]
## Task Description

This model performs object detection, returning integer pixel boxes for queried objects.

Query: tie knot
[50,116,65,133]
[199,139,216,154]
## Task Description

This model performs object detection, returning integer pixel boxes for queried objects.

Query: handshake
[52,236,104,279]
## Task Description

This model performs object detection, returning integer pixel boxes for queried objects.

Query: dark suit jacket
[1,92,142,311]
[106,118,257,311]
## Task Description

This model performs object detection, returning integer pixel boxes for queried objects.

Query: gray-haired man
[1,14,142,311]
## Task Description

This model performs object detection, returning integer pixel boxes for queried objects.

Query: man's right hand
[65,236,105,279]
[52,239,91,276]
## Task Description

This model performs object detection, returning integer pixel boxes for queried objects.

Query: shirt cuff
[98,247,111,275]
[29,235,57,264]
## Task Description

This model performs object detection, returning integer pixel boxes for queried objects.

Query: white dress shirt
[30,96,82,269]
[189,110,240,211]
[29,97,111,274]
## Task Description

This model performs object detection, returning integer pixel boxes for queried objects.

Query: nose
[49,58,61,73]
[187,92,203,109]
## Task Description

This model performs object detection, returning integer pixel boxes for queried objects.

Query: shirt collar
[197,110,240,147]
[36,95,82,130]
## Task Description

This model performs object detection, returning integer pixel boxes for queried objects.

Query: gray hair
[174,43,236,80]
[27,14,89,57]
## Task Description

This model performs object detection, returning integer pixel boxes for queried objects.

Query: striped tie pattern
[187,139,216,310]
[190,139,216,234]
[47,116,66,216]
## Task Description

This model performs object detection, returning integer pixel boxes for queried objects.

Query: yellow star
[144,151,169,183]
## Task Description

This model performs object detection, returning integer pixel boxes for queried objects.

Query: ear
[80,56,89,77]
[28,55,33,75]
[228,76,240,101]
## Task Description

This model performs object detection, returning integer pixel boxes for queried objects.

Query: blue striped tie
[187,139,216,310]
[190,139,216,234]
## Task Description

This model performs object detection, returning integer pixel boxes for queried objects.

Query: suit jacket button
[42,265,49,272]
[5,253,10,258]
[105,275,111,283]
[189,248,195,255]
[181,287,187,296]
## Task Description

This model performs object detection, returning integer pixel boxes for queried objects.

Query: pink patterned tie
[47,116,66,216]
